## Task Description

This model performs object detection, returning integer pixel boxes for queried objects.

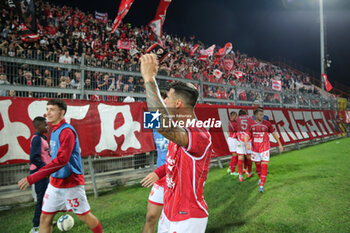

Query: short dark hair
[254,107,264,115]
[230,111,237,116]
[168,81,199,107]
[160,90,168,100]
[239,109,247,116]
[33,116,46,127]
[47,99,67,115]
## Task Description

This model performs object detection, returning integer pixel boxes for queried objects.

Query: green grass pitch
[1,137,349,233]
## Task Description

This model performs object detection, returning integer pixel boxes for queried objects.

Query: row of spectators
[0,0,322,103]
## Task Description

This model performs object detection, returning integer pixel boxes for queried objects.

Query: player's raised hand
[140,53,159,82]
[140,172,159,188]
[18,177,30,191]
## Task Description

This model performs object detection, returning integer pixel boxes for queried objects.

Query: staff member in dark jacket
[29,116,51,233]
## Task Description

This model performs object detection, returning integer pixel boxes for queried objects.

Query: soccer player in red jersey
[245,107,283,193]
[18,99,102,233]
[140,54,212,233]
[235,109,254,182]
[227,111,239,175]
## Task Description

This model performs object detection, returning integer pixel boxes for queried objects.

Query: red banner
[0,97,155,165]
[117,40,136,50]
[0,98,343,164]
[194,105,343,157]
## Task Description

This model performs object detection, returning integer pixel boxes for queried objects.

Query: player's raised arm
[140,53,188,148]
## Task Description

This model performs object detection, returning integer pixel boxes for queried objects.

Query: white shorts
[251,150,270,162]
[236,141,251,155]
[157,210,208,233]
[42,184,90,215]
[148,183,164,205]
[227,137,237,153]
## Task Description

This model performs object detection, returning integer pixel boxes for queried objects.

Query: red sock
[244,157,247,170]
[91,222,102,233]
[247,158,252,174]
[255,162,261,178]
[260,163,268,187]
[229,156,238,172]
[238,159,243,175]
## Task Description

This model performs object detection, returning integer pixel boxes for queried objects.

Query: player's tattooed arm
[141,54,189,148]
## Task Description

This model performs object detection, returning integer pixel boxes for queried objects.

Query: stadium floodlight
[319,0,326,90]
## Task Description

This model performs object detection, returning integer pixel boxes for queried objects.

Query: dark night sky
[51,0,350,87]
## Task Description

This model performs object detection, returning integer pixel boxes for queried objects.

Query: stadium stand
[0,0,347,105]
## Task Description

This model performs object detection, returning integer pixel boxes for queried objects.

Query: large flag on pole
[232,71,245,79]
[9,0,39,42]
[215,42,233,57]
[322,74,333,92]
[198,44,216,60]
[148,0,172,47]
[111,0,135,33]
[189,44,199,57]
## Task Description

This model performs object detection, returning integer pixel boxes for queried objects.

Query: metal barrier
[0,55,338,109]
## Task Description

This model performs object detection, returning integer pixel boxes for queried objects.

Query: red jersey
[235,115,252,142]
[155,125,212,221]
[246,120,276,153]
[27,120,84,188]
[228,120,237,138]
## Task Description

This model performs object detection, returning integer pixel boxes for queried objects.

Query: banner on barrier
[0,97,343,164]
[0,98,155,164]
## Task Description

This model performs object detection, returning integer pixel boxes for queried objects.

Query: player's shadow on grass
[266,174,319,193]
[205,170,269,233]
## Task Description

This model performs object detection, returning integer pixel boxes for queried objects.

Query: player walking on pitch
[227,111,239,175]
[18,99,103,233]
[140,53,212,233]
[245,107,283,193]
[235,109,253,182]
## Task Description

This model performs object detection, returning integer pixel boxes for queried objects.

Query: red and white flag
[189,44,199,57]
[148,0,172,47]
[111,0,135,33]
[117,39,136,50]
[199,44,216,59]
[322,74,333,92]
[232,70,245,79]
[213,69,223,79]
[215,42,232,57]
[198,55,208,61]
[272,79,282,91]
[95,11,108,23]
[223,58,234,71]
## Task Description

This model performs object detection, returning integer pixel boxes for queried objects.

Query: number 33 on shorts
[67,198,80,208]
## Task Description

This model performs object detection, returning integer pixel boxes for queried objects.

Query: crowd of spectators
[0,0,327,105]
